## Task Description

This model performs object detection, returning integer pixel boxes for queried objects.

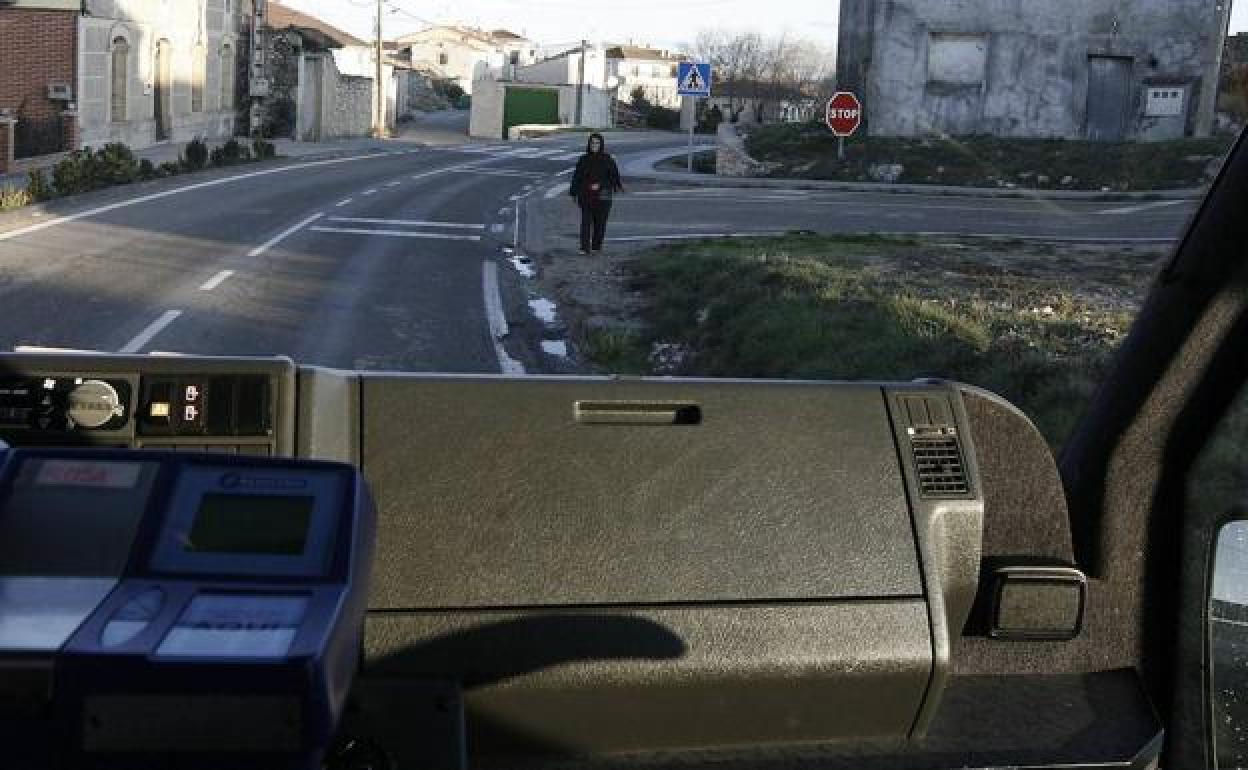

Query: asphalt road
[0,133,606,373]
[0,123,1206,375]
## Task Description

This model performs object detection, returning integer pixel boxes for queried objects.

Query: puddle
[541,340,569,357]
[510,255,536,278]
[529,298,558,325]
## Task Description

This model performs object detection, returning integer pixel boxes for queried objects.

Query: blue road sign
[677,62,712,97]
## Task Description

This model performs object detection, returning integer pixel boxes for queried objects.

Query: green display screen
[186,494,313,556]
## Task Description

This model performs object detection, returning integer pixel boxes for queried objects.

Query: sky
[281,0,1248,53]
[277,0,838,52]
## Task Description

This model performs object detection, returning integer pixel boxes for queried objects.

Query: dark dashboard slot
[575,401,702,425]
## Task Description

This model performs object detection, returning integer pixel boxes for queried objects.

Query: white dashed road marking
[329,217,485,230]
[199,270,234,291]
[248,212,324,257]
[310,226,482,242]
[1099,199,1190,215]
[120,310,183,353]
[335,198,354,207]
[545,183,571,199]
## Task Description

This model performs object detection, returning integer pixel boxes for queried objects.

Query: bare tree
[691,29,834,122]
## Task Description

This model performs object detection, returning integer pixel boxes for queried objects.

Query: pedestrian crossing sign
[677,62,713,97]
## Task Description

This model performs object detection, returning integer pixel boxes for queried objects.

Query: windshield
[0,1,1243,451]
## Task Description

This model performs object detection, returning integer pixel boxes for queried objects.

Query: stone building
[77,0,259,150]
[0,1,81,172]
[836,0,1233,141]
[394,26,538,95]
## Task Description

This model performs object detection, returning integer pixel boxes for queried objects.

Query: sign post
[677,62,713,172]
[826,91,863,161]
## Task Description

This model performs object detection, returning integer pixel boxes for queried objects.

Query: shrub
[251,139,277,160]
[263,98,296,138]
[209,147,226,167]
[183,138,209,171]
[94,143,138,185]
[1,185,31,210]
[52,149,99,195]
[158,161,181,177]
[238,145,252,162]
[138,159,157,180]
[26,169,54,201]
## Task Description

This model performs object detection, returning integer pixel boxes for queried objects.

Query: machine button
[235,378,271,436]
[67,380,124,430]
[101,588,165,648]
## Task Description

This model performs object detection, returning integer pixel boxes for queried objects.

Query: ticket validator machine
[0,445,376,770]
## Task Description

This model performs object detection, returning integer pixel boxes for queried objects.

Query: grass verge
[744,124,1234,191]
[586,233,1156,449]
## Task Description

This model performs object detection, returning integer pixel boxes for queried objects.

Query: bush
[183,138,209,171]
[26,169,54,202]
[94,143,138,185]
[209,138,246,167]
[238,145,252,162]
[644,104,681,131]
[138,159,157,180]
[52,149,98,196]
[251,139,277,160]
[1,185,31,210]
[263,98,296,138]
[158,161,181,177]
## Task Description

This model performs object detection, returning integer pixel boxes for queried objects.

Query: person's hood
[586,132,607,154]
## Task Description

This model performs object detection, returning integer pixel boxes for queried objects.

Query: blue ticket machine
[0,448,376,770]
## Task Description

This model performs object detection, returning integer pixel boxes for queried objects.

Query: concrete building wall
[839,0,1231,140]
[401,29,528,95]
[469,81,612,139]
[78,0,245,150]
[516,50,609,89]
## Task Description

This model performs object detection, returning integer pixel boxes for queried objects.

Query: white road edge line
[198,269,234,291]
[120,310,183,354]
[0,153,417,243]
[1099,199,1190,215]
[607,232,789,242]
[310,226,482,241]
[329,217,485,230]
[544,182,571,200]
[248,212,324,257]
[483,261,525,375]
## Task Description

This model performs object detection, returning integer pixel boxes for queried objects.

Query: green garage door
[503,88,560,140]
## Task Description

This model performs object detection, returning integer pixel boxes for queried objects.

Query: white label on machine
[35,460,142,489]
[155,595,307,658]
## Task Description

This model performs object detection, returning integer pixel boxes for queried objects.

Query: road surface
[0,127,1204,375]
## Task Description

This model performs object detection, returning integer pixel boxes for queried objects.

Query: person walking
[569,132,624,255]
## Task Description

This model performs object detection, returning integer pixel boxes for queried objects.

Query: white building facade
[607,46,684,109]
[396,26,538,95]
[78,0,253,150]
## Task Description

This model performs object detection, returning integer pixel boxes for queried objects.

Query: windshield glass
[0,0,1242,456]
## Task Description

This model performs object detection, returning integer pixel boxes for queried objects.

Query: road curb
[625,154,1207,202]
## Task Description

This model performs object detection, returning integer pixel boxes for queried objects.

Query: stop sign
[826,92,862,137]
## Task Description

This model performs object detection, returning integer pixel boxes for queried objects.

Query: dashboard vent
[911,433,969,497]
[896,394,971,498]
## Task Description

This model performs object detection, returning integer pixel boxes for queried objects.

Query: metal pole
[374,0,384,138]
[687,96,694,172]
[838,135,845,161]
[575,39,587,126]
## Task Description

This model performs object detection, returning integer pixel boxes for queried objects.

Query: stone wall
[331,75,374,138]
[715,123,768,177]
[838,0,1230,140]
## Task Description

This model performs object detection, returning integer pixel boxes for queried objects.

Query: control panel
[0,447,376,770]
[0,355,295,456]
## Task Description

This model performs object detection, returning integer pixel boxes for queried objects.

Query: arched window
[220,43,234,109]
[110,37,129,123]
[192,43,206,112]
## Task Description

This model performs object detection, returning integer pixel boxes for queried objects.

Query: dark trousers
[579,200,613,251]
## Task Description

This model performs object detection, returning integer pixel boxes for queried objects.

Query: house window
[192,43,206,112]
[927,33,987,85]
[220,43,234,109]
[110,37,129,123]
[439,52,449,66]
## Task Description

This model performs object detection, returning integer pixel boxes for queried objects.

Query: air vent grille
[911,432,969,497]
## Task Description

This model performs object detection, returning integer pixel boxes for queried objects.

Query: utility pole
[575,39,587,126]
[374,0,385,138]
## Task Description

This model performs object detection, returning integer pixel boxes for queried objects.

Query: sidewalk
[0,134,425,190]
[618,145,1208,202]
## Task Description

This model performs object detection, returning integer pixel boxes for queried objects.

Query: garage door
[1087,56,1132,141]
[503,88,559,140]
